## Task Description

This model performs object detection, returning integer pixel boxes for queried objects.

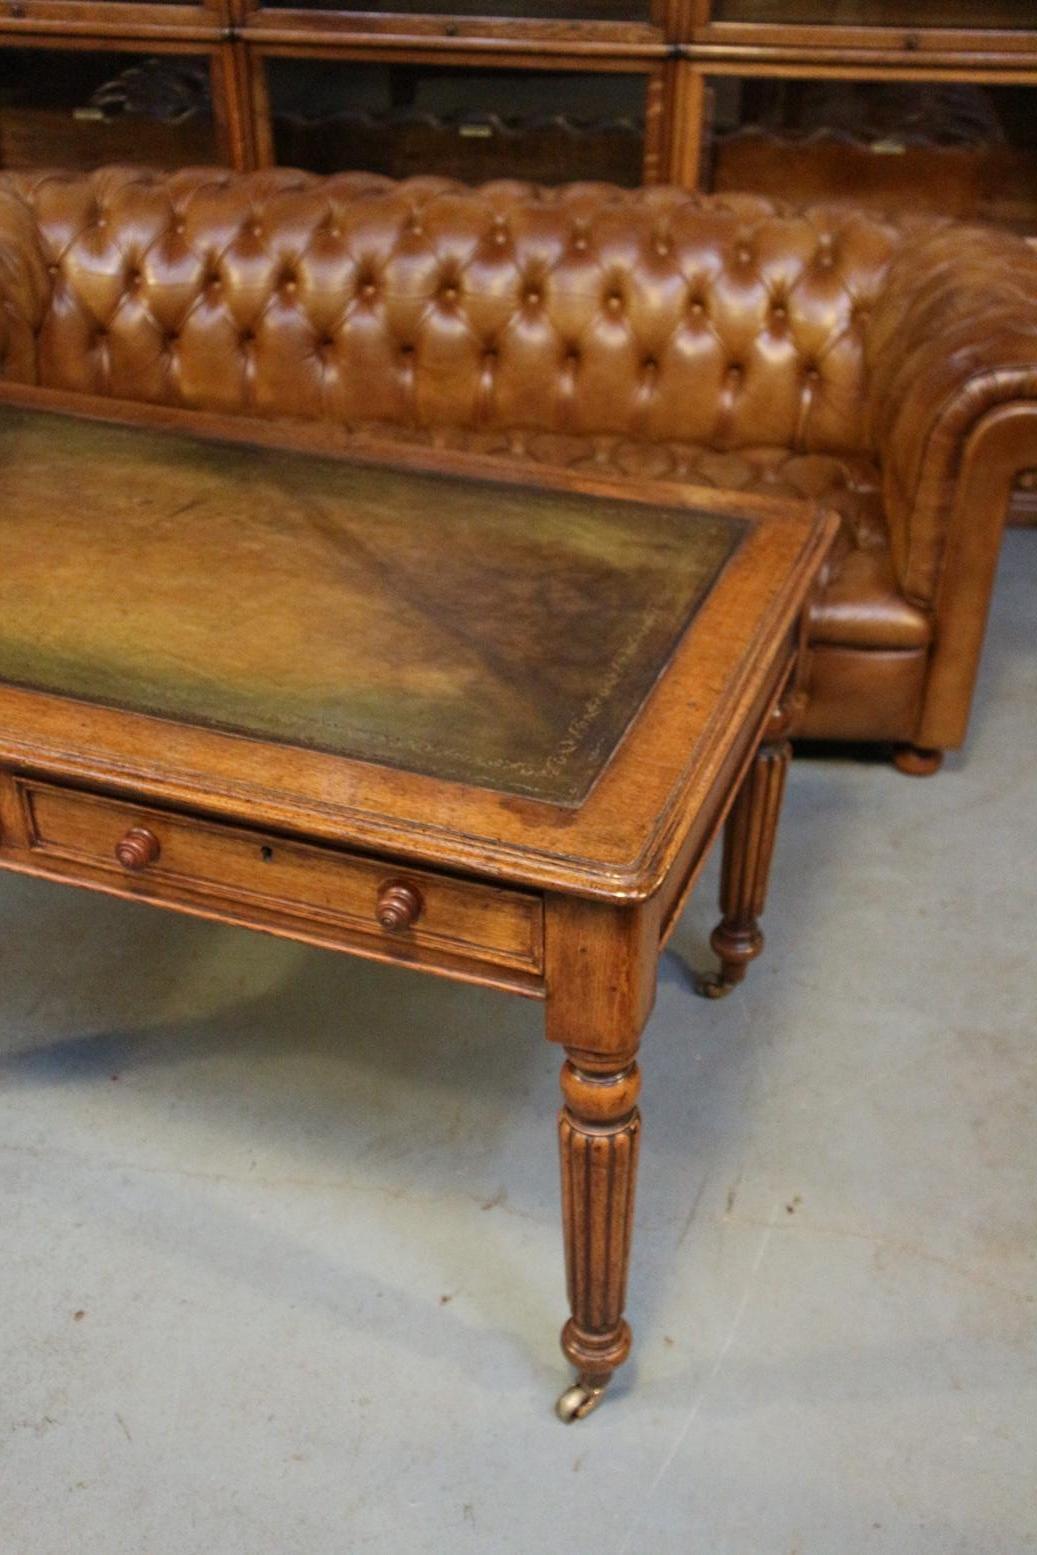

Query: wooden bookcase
[0,3,1030,224]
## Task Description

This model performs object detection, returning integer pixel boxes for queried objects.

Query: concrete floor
[1,534,1034,1555]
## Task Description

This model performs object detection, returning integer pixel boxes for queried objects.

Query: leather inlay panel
[0,408,744,806]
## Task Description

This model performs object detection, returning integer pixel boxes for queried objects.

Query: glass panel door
[701,73,1037,232]
[265,59,649,186]
[258,1,653,17]
[0,51,218,170]
[711,1,1034,28]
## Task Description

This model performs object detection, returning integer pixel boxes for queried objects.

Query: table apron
[0,771,546,999]
[656,644,798,947]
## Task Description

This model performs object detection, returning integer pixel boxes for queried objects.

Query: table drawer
[18,780,543,978]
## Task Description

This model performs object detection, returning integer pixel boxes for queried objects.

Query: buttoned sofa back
[0,166,906,459]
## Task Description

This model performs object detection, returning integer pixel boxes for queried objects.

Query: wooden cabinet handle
[376,881,422,932]
[115,826,161,872]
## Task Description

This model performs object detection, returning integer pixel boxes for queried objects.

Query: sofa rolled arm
[865,222,1037,608]
[0,181,51,387]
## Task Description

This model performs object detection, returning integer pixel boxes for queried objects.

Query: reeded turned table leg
[555,1048,641,1421]
[695,712,792,999]
[544,896,657,1421]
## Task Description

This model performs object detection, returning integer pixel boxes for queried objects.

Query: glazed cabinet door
[254,53,665,187]
[706,0,1034,26]
[687,67,1037,235]
[0,44,229,171]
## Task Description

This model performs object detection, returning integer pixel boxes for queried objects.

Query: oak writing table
[0,404,836,1420]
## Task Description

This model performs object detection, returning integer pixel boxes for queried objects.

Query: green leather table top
[0,407,745,805]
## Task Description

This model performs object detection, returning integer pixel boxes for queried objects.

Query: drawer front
[18,781,543,978]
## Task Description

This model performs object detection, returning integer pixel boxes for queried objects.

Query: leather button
[771,304,787,322]
[361,281,377,301]
[525,287,542,306]
[606,293,623,315]
[572,233,588,253]
[441,284,459,304]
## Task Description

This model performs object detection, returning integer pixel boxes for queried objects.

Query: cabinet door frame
[684,5,1036,64]
[0,0,225,42]
[247,40,670,184]
[238,0,677,56]
[667,54,1037,218]
[0,35,243,166]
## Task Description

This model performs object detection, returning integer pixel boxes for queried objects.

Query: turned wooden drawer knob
[115,826,161,872]
[376,881,422,933]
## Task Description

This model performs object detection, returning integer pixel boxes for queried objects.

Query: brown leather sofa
[0,166,1034,772]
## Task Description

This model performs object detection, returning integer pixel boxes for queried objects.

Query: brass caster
[555,1376,608,1423]
[692,969,738,1000]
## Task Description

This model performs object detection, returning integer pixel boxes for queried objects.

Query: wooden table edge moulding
[0,393,839,1421]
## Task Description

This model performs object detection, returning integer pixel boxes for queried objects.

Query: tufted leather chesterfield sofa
[1,166,1034,771]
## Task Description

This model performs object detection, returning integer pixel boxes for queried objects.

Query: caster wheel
[555,1377,607,1423]
[692,969,737,1000]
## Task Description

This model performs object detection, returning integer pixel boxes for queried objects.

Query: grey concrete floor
[1,535,1034,1555]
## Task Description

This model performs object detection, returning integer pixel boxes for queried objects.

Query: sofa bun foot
[893,745,944,777]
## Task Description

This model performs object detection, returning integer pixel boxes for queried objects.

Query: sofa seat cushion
[350,423,931,652]
[812,534,931,650]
